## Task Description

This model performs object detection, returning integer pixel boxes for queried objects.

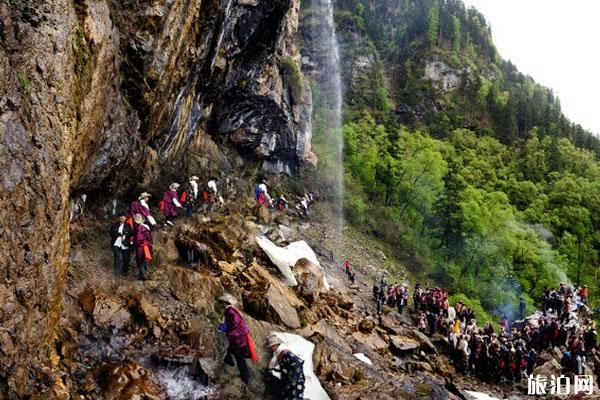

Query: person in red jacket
[133,213,153,281]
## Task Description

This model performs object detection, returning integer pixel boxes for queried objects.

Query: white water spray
[307,0,344,228]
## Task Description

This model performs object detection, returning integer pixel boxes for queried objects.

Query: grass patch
[280,57,304,99]
[16,68,31,94]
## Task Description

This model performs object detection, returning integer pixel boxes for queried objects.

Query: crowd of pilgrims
[110,177,319,281]
[373,278,597,384]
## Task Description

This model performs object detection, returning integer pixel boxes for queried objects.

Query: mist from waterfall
[305,0,344,230]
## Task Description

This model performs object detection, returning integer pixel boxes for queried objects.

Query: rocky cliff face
[0,0,313,396]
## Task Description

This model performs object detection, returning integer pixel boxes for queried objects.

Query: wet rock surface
[0,0,312,395]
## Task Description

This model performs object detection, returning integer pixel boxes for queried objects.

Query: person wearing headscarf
[218,294,251,383]
[133,213,152,281]
[162,183,183,226]
[130,192,157,227]
[267,334,306,400]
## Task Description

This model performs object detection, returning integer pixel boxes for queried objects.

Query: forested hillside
[325,0,600,318]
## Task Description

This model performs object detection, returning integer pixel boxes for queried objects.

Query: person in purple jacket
[130,192,156,227]
[133,213,153,281]
[219,293,251,383]
[162,183,183,226]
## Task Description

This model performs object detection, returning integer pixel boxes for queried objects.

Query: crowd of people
[110,176,224,280]
[254,180,319,219]
[372,278,596,385]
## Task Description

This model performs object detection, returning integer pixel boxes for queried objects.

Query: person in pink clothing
[162,183,183,226]
[133,213,152,281]
[218,294,251,384]
[130,192,156,227]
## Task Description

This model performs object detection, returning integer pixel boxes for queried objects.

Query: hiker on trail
[519,298,526,320]
[133,213,152,281]
[204,177,223,212]
[500,315,509,333]
[218,294,251,384]
[413,283,423,312]
[255,180,272,207]
[130,192,157,227]
[276,195,288,211]
[267,335,306,400]
[397,284,408,314]
[348,271,356,285]
[110,213,133,276]
[183,176,199,218]
[162,183,183,226]
[344,259,351,275]
[578,285,589,305]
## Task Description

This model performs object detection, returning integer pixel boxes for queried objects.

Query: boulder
[294,258,326,303]
[95,360,167,400]
[358,317,377,333]
[389,336,419,355]
[217,260,239,275]
[244,285,301,329]
[351,331,387,352]
[533,359,562,379]
[127,294,162,326]
[194,357,219,386]
[79,289,131,329]
[257,205,272,224]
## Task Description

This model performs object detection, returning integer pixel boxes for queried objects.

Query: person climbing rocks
[218,294,251,384]
[110,213,133,276]
[267,334,306,400]
[255,180,271,207]
[133,213,152,281]
[204,177,221,213]
[162,183,183,226]
[276,195,288,211]
[130,192,157,227]
[183,176,200,218]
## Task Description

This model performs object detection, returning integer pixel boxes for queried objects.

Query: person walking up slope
[218,294,252,384]
[130,192,157,227]
[133,213,152,281]
[162,183,183,226]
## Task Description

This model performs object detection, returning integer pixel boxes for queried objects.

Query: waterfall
[306,0,344,228]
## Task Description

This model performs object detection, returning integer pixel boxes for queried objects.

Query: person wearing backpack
[266,334,306,400]
[133,213,152,281]
[255,180,271,207]
[161,183,183,226]
[110,213,133,276]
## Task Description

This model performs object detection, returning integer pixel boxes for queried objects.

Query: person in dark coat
[130,192,157,227]
[183,176,199,218]
[267,335,306,400]
[110,214,133,275]
[219,294,251,383]
[133,213,152,281]
[162,183,183,226]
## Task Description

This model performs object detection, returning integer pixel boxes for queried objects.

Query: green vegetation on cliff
[320,0,600,317]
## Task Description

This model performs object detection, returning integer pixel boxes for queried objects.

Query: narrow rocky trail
[53,196,593,400]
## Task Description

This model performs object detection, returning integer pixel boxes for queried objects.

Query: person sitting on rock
[110,213,133,276]
[267,334,306,400]
[133,213,152,281]
[218,294,251,384]
[162,183,183,226]
[130,192,157,227]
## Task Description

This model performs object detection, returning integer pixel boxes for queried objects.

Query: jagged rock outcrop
[0,0,313,396]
